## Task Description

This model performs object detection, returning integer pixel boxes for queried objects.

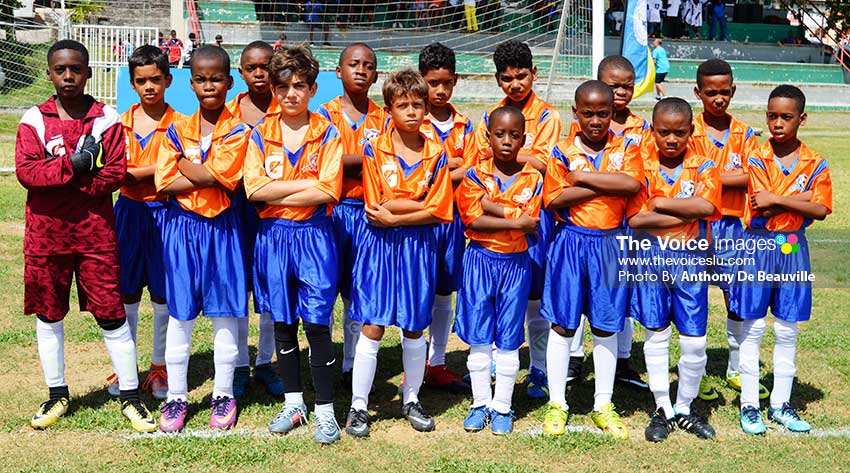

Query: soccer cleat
[645,408,674,442]
[209,396,237,430]
[526,366,549,399]
[566,356,583,385]
[268,403,308,434]
[158,399,188,432]
[615,359,648,389]
[591,402,629,439]
[345,408,370,437]
[122,399,157,433]
[490,409,515,435]
[142,365,168,400]
[463,405,490,432]
[254,363,285,398]
[740,406,767,435]
[107,373,120,396]
[675,412,716,439]
[313,409,341,444]
[401,401,436,432]
[424,363,470,393]
[232,366,251,399]
[726,372,770,400]
[541,402,569,436]
[698,376,719,401]
[31,398,69,430]
[767,403,811,433]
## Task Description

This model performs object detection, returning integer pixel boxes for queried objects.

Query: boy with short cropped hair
[733,85,831,435]
[473,40,562,400]
[690,58,768,401]
[243,45,343,444]
[628,98,721,442]
[17,39,156,432]
[111,45,181,401]
[540,81,643,439]
[345,70,454,437]
[455,106,542,435]
[418,42,476,391]
[155,45,249,432]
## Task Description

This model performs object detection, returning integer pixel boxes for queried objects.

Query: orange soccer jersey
[155,108,247,218]
[420,104,477,169]
[456,160,543,253]
[317,97,389,201]
[544,133,644,230]
[744,140,832,233]
[361,131,454,224]
[689,113,759,217]
[224,92,281,129]
[120,104,182,202]
[473,91,561,164]
[634,148,722,241]
[243,112,343,221]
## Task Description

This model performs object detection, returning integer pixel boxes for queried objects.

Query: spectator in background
[214,34,223,47]
[480,0,500,31]
[664,0,682,39]
[274,33,287,51]
[682,0,703,39]
[183,32,200,67]
[606,0,625,35]
[464,0,478,32]
[648,0,663,38]
[652,38,670,100]
[156,31,167,50]
[428,1,445,28]
[166,29,184,66]
[125,35,135,58]
[306,0,331,45]
[708,0,726,41]
[413,1,427,28]
[781,30,796,45]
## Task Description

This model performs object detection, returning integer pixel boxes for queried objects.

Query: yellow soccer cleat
[698,376,719,401]
[542,402,569,436]
[31,398,69,430]
[122,399,157,433]
[726,372,770,400]
[591,402,629,439]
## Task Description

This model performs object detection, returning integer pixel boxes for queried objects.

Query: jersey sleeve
[745,155,771,217]
[807,158,832,213]
[455,167,488,227]
[14,121,74,190]
[204,123,247,192]
[473,112,492,163]
[361,142,385,206]
[628,177,650,217]
[620,139,646,183]
[315,126,343,202]
[741,127,759,175]
[460,118,478,168]
[543,144,571,208]
[530,109,562,164]
[242,128,271,199]
[155,123,184,192]
[421,152,454,223]
[697,158,722,221]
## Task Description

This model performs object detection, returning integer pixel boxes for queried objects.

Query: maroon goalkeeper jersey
[15,96,126,256]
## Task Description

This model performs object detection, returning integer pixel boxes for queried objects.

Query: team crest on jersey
[185,146,202,164]
[512,187,533,205]
[790,174,808,193]
[421,128,434,140]
[45,135,66,158]
[483,176,496,193]
[726,152,742,170]
[360,128,380,145]
[523,133,534,149]
[676,180,695,198]
[417,170,433,190]
[570,156,590,171]
[453,136,464,151]
[265,153,285,179]
[626,133,642,145]
[381,163,399,187]
[607,152,625,171]
[301,152,319,173]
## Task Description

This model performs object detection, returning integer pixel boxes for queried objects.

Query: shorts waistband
[261,215,332,228]
[168,200,231,222]
[560,223,624,236]
[117,194,167,208]
[339,198,365,207]
[468,242,528,260]
[744,228,807,239]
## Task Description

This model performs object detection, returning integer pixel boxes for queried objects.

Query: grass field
[0,109,849,472]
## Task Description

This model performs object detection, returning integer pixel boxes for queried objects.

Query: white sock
[739,318,766,409]
[401,335,427,405]
[164,317,195,402]
[525,299,548,372]
[428,294,453,366]
[726,318,744,376]
[285,391,305,408]
[492,348,520,414]
[546,328,571,411]
[618,317,634,359]
[123,302,140,343]
[314,402,334,416]
[569,316,585,358]
[467,345,493,408]
[644,327,674,418]
[150,302,170,366]
[770,319,798,409]
[350,334,380,411]
[256,312,275,366]
[212,318,239,398]
[235,316,250,368]
[342,298,362,373]
[103,320,139,390]
[592,333,617,412]
[36,318,65,388]
[675,335,707,416]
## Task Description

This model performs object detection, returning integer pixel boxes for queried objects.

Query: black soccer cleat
[345,408,371,437]
[401,401,436,432]
[566,356,584,385]
[645,408,675,442]
[675,413,716,439]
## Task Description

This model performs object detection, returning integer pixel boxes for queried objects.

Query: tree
[782,0,850,37]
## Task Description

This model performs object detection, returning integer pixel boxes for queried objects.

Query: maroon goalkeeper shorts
[24,251,125,321]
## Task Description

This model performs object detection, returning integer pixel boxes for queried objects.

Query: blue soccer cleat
[313,409,341,444]
[463,405,490,432]
[768,403,811,433]
[490,409,514,435]
[254,363,285,398]
[268,403,308,434]
[740,406,766,435]
[526,366,549,399]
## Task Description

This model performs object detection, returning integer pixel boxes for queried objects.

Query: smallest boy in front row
[733,85,831,435]
[455,106,542,434]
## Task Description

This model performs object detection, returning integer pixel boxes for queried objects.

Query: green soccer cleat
[698,376,719,401]
[591,402,629,439]
[541,402,569,436]
[31,398,69,430]
[726,372,770,400]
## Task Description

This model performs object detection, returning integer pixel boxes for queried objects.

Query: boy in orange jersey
[565,55,652,390]
[345,70,453,437]
[225,40,285,400]
[155,45,249,432]
[315,43,389,383]
[540,81,643,439]
[418,42,476,391]
[733,85,831,435]
[111,45,181,400]
[473,40,561,399]
[689,59,767,401]
[243,46,343,444]
[455,106,541,435]
[628,98,721,442]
